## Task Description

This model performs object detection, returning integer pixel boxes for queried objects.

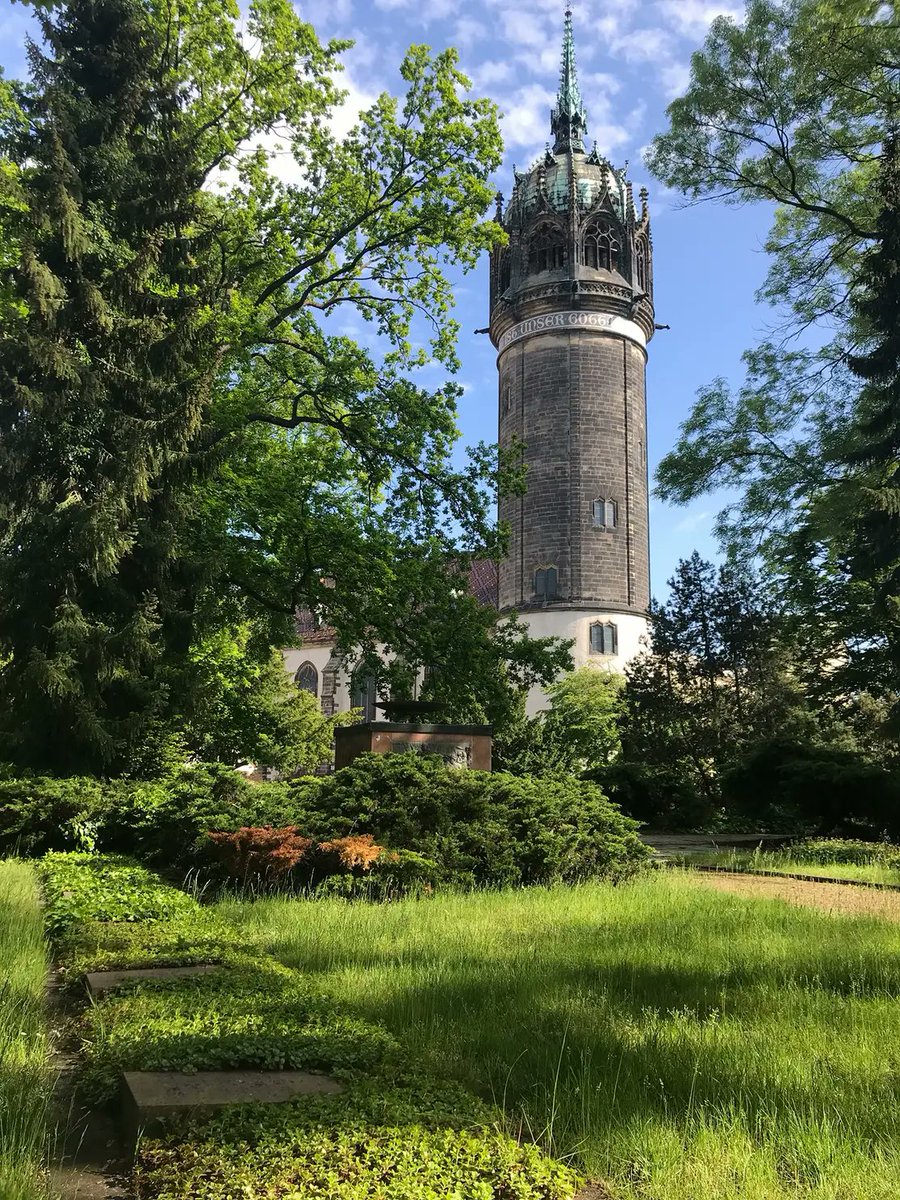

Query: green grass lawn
[0,860,52,1200]
[218,873,900,1200]
[685,850,900,887]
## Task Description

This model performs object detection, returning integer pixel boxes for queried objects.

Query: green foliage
[134,1097,581,1200]
[494,666,623,778]
[79,960,402,1102]
[789,838,900,867]
[648,0,900,714]
[0,0,552,776]
[0,862,51,1200]
[294,753,650,887]
[182,632,351,773]
[0,776,107,856]
[47,852,582,1199]
[721,738,900,837]
[39,852,198,935]
[617,555,820,829]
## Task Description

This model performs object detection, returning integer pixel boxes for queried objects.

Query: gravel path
[691,869,900,920]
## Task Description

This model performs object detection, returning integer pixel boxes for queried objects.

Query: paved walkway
[691,869,900,921]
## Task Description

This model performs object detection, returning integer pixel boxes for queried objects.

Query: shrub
[99,765,299,870]
[0,776,107,856]
[722,739,900,837]
[290,753,650,887]
[206,826,314,882]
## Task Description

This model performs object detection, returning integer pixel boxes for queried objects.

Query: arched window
[350,666,378,723]
[592,498,618,530]
[590,622,619,656]
[534,566,559,601]
[528,223,566,273]
[499,252,512,293]
[583,221,620,272]
[295,661,319,697]
[635,238,647,290]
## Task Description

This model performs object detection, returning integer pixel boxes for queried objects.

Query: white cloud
[675,509,713,534]
[498,83,555,151]
[374,0,461,17]
[657,0,743,39]
[454,16,487,48]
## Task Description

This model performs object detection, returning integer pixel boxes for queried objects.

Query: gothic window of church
[350,666,378,722]
[583,221,619,272]
[534,566,559,601]
[295,661,319,697]
[499,252,512,293]
[636,238,647,290]
[592,498,618,529]
[590,622,618,656]
[529,223,566,273]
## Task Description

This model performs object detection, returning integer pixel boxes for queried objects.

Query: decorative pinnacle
[551,5,588,154]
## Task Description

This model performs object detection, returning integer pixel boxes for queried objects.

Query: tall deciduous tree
[0,0,547,773]
[646,0,900,708]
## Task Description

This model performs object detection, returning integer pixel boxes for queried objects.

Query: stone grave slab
[85,965,222,999]
[121,1070,343,1144]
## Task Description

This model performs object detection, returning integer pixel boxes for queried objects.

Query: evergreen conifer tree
[0,0,222,771]
[838,132,900,722]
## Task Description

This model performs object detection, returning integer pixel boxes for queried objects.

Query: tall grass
[686,848,900,886]
[0,860,52,1200]
[219,873,900,1200]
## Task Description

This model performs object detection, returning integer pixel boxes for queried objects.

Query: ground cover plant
[0,860,52,1200]
[40,853,583,1199]
[218,872,900,1200]
[684,839,900,886]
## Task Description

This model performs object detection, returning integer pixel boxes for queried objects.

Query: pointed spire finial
[551,4,588,154]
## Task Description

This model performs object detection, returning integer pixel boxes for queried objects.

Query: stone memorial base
[335,723,492,771]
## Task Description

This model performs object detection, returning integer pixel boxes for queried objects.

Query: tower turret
[489,9,655,699]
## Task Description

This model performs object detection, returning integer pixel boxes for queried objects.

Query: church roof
[293,559,499,648]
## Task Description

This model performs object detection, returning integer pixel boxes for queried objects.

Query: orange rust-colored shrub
[312,834,384,875]
[206,826,313,880]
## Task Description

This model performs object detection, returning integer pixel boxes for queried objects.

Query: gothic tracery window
[528,223,566,273]
[592,498,618,530]
[499,252,512,293]
[350,666,378,723]
[534,566,559,601]
[583,221,620,272]
[295,661,319,697]
[636,238,648,290]
[590,622,618,656]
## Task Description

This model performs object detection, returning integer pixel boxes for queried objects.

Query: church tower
[489,7,654,693]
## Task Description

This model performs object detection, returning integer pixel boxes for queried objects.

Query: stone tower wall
[498,328,650,617]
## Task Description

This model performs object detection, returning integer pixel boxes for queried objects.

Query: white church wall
[517,610,650,716]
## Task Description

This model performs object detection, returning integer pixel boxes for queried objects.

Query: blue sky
[0,0,779,596]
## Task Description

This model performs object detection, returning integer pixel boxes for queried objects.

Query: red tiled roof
[293,559,500,646]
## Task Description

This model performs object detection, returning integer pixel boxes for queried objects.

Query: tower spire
[551,5,588,154]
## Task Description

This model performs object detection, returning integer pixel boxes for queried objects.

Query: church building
[283,8,655,717]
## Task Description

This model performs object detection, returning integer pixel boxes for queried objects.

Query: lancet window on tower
[635,238,648,291]
[498,251,512,294]
[529,223,567,273]
[590,622,619,656]
[534,567,559,601]
[583,221,620,272]
[592,498,618,530]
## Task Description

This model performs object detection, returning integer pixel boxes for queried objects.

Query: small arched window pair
[528,223,566,273]
[590,622,618,656]
[583,221,620,272]
[533,567,559,601]
[635,238,648,291]
[592,498,618,530]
